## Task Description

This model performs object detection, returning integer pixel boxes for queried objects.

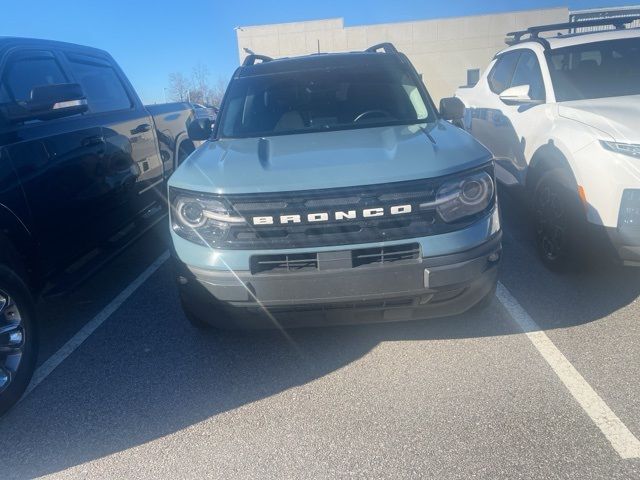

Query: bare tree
[167,72,191,102]
[190,62,211,105]
[209,78,227,108]
[167,67,227,107]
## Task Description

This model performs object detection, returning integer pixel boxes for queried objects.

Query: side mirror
[2,83,87,123]
[499,85,542,106]
[187,117,213,141]
[440,97,465,121]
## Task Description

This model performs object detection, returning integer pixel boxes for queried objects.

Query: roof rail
[506,16,640,46]
[242,54,273,67]
[365,43,399,55]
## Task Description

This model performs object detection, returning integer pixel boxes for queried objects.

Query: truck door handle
[82,135,105,147]
[131,123,151,134]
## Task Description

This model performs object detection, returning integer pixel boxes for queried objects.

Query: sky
[0,0,636,103]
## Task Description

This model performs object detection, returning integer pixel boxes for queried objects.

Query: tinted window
[68,57,131,113]
[488,52,520,94]
[3,54,67,102]
[219,61,434,138]
[511,50,546,101]
[547,37,640,101]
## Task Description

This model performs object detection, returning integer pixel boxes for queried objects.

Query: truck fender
[0,204,33,283]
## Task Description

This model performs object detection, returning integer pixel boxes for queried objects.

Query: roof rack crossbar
[242,54,273,67]
[505,16,640,46]
[365,43,399,55]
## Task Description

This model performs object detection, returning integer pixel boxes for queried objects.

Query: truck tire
[0,265,37,417]
[532,171,585,272]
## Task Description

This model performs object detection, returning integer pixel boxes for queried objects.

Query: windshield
[218,62,434,138]
[546,37,640,102]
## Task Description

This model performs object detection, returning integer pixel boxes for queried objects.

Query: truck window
[219,61,434,139]
[546,37,640,101]
[2,53,67,103]
[488,52,520,94]
[510,50,545,101]
[67,56,132,113]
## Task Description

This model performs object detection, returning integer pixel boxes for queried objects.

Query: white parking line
[20,250,170,401]
[496,282,640,459]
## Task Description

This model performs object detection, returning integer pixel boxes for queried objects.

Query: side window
[2,52,67,103]
[488,52,520,94]
[511,50,546,101]
[66,55,132,113]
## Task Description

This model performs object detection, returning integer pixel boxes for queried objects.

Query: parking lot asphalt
[1,192,639,480]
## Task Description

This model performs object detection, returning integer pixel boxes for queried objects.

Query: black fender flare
[174,132,195,166]
[526,143,578,197]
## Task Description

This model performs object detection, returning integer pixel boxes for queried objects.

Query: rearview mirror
[439,97,465,121]
[187,116,213,141]
[2,83,87,123]
[499,85,542,106]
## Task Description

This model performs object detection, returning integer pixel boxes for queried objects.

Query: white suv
[455,19,640,269]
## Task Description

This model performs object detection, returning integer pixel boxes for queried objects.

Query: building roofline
[237,6,570,31]
[570,4,640,14]
[237,17,344,31]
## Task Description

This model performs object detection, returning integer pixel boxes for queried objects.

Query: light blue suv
[169,43,502,329]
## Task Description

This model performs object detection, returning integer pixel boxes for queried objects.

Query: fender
[0,203,35,283]
[527,142,578,195]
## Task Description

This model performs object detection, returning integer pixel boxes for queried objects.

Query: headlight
[601,141,640,158]
[433,170,495,223]
[170,190,245,245]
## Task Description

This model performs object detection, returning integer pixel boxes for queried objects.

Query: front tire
[532,171,585,272]
[0,265,37,417]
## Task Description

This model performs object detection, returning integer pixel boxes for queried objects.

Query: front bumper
[174,232,502,327]
[604,226,640,266]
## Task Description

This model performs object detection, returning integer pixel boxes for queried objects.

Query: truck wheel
[533,171,584,272]
[0,265,37,417]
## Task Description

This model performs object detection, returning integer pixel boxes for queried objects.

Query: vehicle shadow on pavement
[0,261,523,479]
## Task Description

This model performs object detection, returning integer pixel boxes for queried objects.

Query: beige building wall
[236,8,569,102]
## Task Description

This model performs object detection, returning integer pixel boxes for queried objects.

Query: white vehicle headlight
[601,141,640,158]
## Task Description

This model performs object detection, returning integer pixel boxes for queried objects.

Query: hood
[169,121,491,194]
[558,95,640,143]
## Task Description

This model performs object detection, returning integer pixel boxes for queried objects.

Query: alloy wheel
[0,290,25,394]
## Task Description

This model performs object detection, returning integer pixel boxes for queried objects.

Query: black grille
[251,243,420,274]
[352,243,420,267]
[251,253,318,274]
[198,165,493,249]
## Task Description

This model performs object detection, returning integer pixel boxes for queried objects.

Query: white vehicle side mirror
[499,85,542,106]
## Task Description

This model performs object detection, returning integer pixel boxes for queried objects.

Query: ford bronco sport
[169,43,502,329]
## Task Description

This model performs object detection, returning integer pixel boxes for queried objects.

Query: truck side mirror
[2,83,88,123]
[499,85,542,106]
[439,97,465,121]
[187,117,213,141]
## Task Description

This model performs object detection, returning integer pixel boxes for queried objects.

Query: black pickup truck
[0,37,195,415]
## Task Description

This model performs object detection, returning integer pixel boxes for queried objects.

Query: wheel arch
[175,133,195,167]
[526,141,578,197]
